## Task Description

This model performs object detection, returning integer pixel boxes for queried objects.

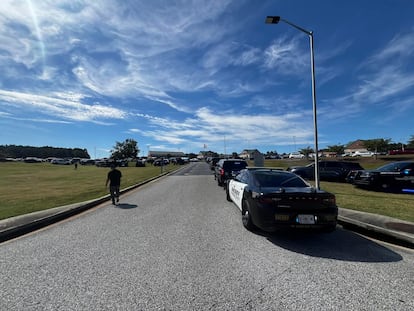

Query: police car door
[230,171,248,211]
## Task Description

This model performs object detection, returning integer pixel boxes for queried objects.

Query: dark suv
[287,161,364,182]
[215,159,248,187]
[209,157,222,171]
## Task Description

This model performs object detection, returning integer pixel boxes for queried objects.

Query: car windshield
[253,171,309,188]
[376,162,411,172]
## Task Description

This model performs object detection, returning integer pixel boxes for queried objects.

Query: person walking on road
[106,164,122,205]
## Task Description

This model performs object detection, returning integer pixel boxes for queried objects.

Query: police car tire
[242,199,256,231]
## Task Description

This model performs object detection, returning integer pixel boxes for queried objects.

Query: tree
[299,146,314,158]
[188,152,197,159]
[388,141,404,151]
[110,139,139,160]
[326,144,345,155]
[407,135,414,148]
[0,145,90,158]
[363,138,391,153]
[266,150,279,157]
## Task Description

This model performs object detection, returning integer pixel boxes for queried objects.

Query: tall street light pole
[265,16,320,190]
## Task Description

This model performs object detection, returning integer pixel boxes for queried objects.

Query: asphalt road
[1,162,413,310]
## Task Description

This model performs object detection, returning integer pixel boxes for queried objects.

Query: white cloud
[323,30,414,124]
[131,106,313,150]
[263,35,308,74]
[369,31,414,63]
[0,90,127,123]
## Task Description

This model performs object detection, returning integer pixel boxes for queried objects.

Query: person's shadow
[115,203,138,209]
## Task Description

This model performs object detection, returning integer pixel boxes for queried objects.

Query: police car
[226,168,338,232]
[353,161,414,193]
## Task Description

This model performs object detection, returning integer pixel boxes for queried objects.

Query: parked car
[351,151,375,157]
[287,161,364,182]
[24,157,43,163]
[80,159,96,165]
[288,152,305,159]
[209,157,221,171]
[135,159,146,167]
[70,158,81,164]
[116,159,128,167]
[226,168,337,232]
[352,161,414,193]
[265,154,281,159]
[170,157,186,165]
[96,159,127,167]
[95,159,112,167]
[215,159,248,187]
[153,158,169,166]
[51,158,71,165]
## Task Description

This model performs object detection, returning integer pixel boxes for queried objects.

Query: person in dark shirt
[106,164,122,205]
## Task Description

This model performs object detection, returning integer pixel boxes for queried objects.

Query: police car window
[253,172,308,187]
[280,176,308,187]
[225,161,247,170]
[238,171,248,183]
[377,162,408,172]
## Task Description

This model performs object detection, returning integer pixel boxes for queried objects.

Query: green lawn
[319,181,414,222]
[0,162,180,220]
[1,158,414,222]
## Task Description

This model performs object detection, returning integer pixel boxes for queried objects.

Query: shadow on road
[115,203,138,209]
[258,227,403,263]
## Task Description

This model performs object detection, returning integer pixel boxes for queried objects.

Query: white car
[288,152,305,159]
[351,151,374,157]
[51,158,71,165]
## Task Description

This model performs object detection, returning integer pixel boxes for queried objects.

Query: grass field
[0,162,180,220]
[1,157,413,222]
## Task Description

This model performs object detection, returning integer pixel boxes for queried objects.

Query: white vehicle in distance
[351,151,375,157]
[51,158,71,165]
[288,152,305,159]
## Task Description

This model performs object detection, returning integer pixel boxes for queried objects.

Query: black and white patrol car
[352,161,414,193]
[226,168,338,232]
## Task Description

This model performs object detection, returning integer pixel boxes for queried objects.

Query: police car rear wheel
[242,200,255,231]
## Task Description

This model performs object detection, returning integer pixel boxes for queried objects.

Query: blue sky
[1,0,414,158]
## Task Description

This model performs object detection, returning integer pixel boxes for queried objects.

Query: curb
[338,214,414,248]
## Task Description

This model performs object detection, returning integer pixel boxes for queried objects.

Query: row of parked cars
[286,160,414,193]
[207,158,338,233]
[206,157,414,234]
[19,157,84,164]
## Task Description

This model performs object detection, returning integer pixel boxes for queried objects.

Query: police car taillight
[322,196,336,205]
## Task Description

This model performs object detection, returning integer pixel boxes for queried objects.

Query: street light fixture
[265,16,320,190]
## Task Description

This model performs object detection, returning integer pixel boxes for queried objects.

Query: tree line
[0,145,90,159]
[298,136,414,157]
